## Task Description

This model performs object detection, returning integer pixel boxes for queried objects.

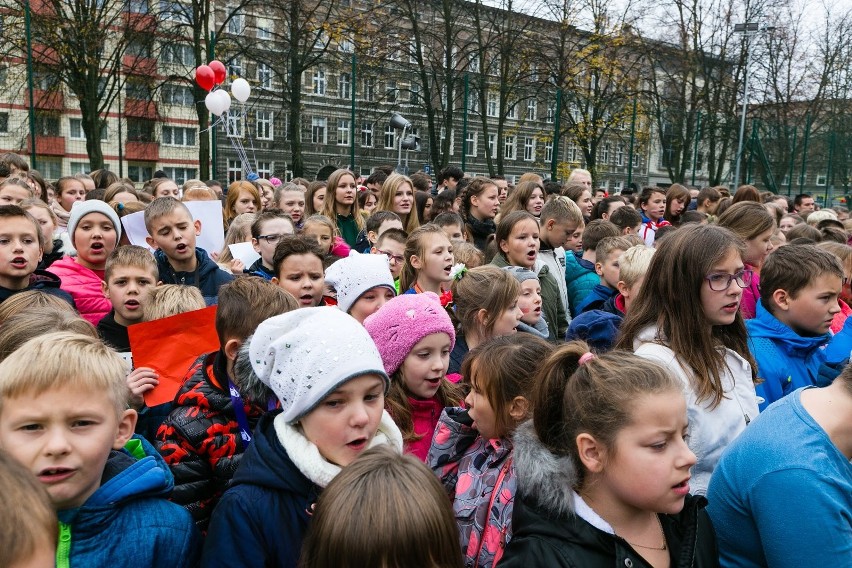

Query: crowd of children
[0,152,849,568]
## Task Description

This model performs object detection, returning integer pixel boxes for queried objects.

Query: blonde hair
[20,197,58,225]
[594,236,634,265]
[217,212,256,264]
[143,285,206,321]
[302,213,337,236]
[540,196,584,226]
[0,309,97,363]
[452,241,484,268]
[0,332,129,416]
[104,245,158,282]
[0,291,75,324]
[182,186,218,201]
[376,173,420,234]
[806,209,839,227]
[0,450,57,566]
[450,265,520,339]
[618,244,656,288]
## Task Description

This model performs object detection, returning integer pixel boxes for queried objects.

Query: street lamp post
[733,22,759,191]
[390,113,411,174]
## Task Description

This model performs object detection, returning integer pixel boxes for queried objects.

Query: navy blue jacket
[0,269,76,307]
[201,411,318,568]
[246,258,275,280]
[575,283,617,315]
[566,293,624,351]
[57,436,200,567]
[155,247,234,305]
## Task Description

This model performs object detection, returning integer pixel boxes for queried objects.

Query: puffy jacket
[830,298,852,334]
[0,269,75,307]
[202,410,403,567]
[49,257,110,324]
[491,252,567,342]
[56,436,200,568]
[156,352,270,532]
[565,293,624,351]
[429,408,517,568]
[155,247,234,305]
[575,283,616,315]
[564,251,599,318]
[739,263,761,319]
[746,300,849,411]
[633,325,759,495]
[538,243,571,324]
[498,422,719,568]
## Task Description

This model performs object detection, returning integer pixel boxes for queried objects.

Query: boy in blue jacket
[575,235,633,314]
[747,244,852,411]
[0,331,200,567]
[145,197,234,304]
[564,219,619,316]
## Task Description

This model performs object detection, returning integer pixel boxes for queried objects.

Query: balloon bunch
[194,60,257,179]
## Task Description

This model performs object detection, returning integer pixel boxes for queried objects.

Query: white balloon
[216,89,232,113]
[205,91,225,116]
[231,78,251,103]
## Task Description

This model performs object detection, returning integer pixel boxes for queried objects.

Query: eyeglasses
[257,233,291,244]
[377,249,405,264]
[705,268,754,291]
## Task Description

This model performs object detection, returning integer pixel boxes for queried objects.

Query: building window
[227,57,242,78]
[70,118,108,141]
[468,95,479,114]
[125,80,152,100]
[162,84,194,106]
[526,99,537,121]
[523,137,535,161]
[616,144,624,166]
[504,136,516,160]
[256,161,273,178]
[256,19,272,39]
[162,167,196,184]
[487,93,498,117]
[339,38,354,52]
[506,103,517,120]
[568,143,578,163]
[468,52,480,73]
[440,127,454,155]
[465,131,477,157]
[159,0,190,24]
[364,78,375,102]
[613,180,624,192]
[127,118,154,142]
[546,105,555,124]
[35,160,61,179]
[226,7,245,34]
[126,0,149,13]
[70,162,88,174]
[126,39,153,59]
[256,110,273,140]
[602,143,610,164]
[161,43,193,66]
[0,112,8,134]
[162,125,196,146]
[128,164,153,183]
[257,63,272,88]
[227,109,243,137]
[633,152,640,167]
[313,69,326,95]
[339,73,350,99]
[311,117,327,144]
[409,82,420,104]
[544,141,553,163]
[361,122,373,147]
[816,173,827,186]
[488,133,497,159]
[337,119,350,146]
[386,80,397,103]
[384,125,395,149]
[227,159,243,182]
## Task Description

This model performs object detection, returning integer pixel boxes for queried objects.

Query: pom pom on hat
[502,265,538,283]
[67,200,122,245]
[249,307,389,424]
[325,251,396,313]
[363,292,456,376]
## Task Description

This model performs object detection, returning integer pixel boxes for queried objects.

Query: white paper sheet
[119,201,226,260]
[228,241,261,267]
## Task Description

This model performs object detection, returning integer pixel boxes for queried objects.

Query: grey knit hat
[502,265,538,284]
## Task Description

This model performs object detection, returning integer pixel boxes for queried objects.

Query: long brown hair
[664,183,691,225]
[499,180,544,218]
[399,224,451,292]
[376,173,420,234]
[322,169,365,231]
[300,445,463,568]
[616,224,757,408]
[450,266,520,340]
[717,201,776,241]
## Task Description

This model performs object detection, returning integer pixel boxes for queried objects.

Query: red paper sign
[128,306,220,406]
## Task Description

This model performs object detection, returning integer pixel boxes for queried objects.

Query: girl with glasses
[617,224,760,495]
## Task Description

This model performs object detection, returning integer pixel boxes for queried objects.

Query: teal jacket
[564,250,599,317]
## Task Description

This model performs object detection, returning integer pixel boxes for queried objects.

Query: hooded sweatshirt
[55,436,200,568]
[564,250,599,317]
[155,246,234,305]
[0,269,75,307]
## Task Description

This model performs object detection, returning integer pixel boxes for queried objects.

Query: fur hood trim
[512,420,578,519]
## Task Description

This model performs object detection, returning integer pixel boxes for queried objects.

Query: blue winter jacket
[155,247,234,305]
[564,251,599,317]
[747,300,850,411]
[566,293,624,352]
[575,283,617,315]
[56,436,200,568]
[201,411,318,568]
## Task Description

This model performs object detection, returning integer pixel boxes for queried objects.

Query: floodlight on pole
[391,113,412,173]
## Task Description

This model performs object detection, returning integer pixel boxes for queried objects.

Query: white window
[364,78,375,102]
[613,180,624,192]
[310,117,326,144]
[256,110,273,140]
[163,167,197,184]
[440,127,454,155]
[69,119,108,141]
[602,143,610,163]
[468,51,479,73]
[468,95,479,114]
[409,39,419,64]
[227,57,242,78]
[128,164,154,182]
[487,93,498,117]
[386,80,397,102]
[361,122,373,147]
[616,144,625,166]
[526,99,537,121]
[568,143,578,163]
[523,137,535,161]
[227,159,243,182]
[409,82,420,104]
[257,63,272,88]
[313,69,326,95]
[256,161,273,178]
[546,105,555,124]
[162,84,194,106]
[227,109,243,137]
[544,141,553,163]
[339,73,351,99]
[70,162,89,174]
[339,37,354,53]
[162,125,196,146]
[488,133,497,159]
[465,131,477,157]
[226,7,244,34]
[506,103,517,120]
[504,136,516,160]
[35,160,61,179]
[633,152,640,167]
[384,125,395,149]
[256,19,272,39]
[816,173,827,186]
[161,43,194,66]
[159,0,190,24]
[0,112,6,134]
[337,119,350,146]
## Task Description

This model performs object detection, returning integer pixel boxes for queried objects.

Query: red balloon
[195,65,215,91]
[209,60,227,85]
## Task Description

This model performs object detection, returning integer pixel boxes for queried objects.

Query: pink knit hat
[363,292,456,376]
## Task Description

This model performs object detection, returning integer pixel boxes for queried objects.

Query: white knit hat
[67,200,122,244]
[248,307,389,424]
[324,251,396,313]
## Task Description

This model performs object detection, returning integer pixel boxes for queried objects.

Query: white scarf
[273,410,403,488]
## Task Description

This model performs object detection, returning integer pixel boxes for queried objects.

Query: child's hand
[230,258,245,273]
[210,250,220,261]
[127,367,159,408]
